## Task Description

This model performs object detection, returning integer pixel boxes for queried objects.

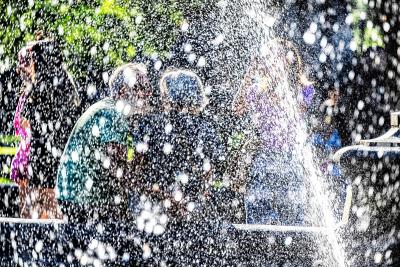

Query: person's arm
[98,111,130,181]
[106,142,128,164]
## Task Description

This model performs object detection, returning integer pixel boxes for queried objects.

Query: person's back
[13,38,81,218]
[57,99,130,206]
[26,83,80,188]
[131,111,222,197]
[244,83,297,155]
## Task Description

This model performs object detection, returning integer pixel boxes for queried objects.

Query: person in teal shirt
[56,63,153,221]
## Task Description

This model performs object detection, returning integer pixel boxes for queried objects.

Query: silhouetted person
[56,63,153,222]
[232,39,310,225]
[13,38,80,219]
[129,69,224,225]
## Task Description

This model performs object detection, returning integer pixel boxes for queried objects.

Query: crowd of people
[9,36,347,228]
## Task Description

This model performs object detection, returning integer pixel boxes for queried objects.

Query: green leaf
[59,3,69,14]
[0,177,14,184]
[0,135,20,144]
[99,0,129,20]
[126,44,136,58]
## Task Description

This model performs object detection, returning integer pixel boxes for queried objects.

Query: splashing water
[297,127,347,266]
[280,59,346,266]
[273,48,347,266]
[229,1,348,265]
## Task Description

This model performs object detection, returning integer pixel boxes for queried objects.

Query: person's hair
[28,39,65,82]
[159,69,205,112]
[109,63,151,98]
[19,38,80,107]
[233,38,310,112]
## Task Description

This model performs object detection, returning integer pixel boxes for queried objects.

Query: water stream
[218,1,348,265]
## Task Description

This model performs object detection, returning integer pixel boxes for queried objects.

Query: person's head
[233,38,311,114]
[159,69,205,113]
[17,44,35,83]
[109,63,152,105]
[17,37,81,107]
[17,38,64,84]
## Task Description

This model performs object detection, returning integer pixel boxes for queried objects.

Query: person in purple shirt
[232,39,314,225]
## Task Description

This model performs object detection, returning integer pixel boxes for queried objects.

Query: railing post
[390,111,400,128]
